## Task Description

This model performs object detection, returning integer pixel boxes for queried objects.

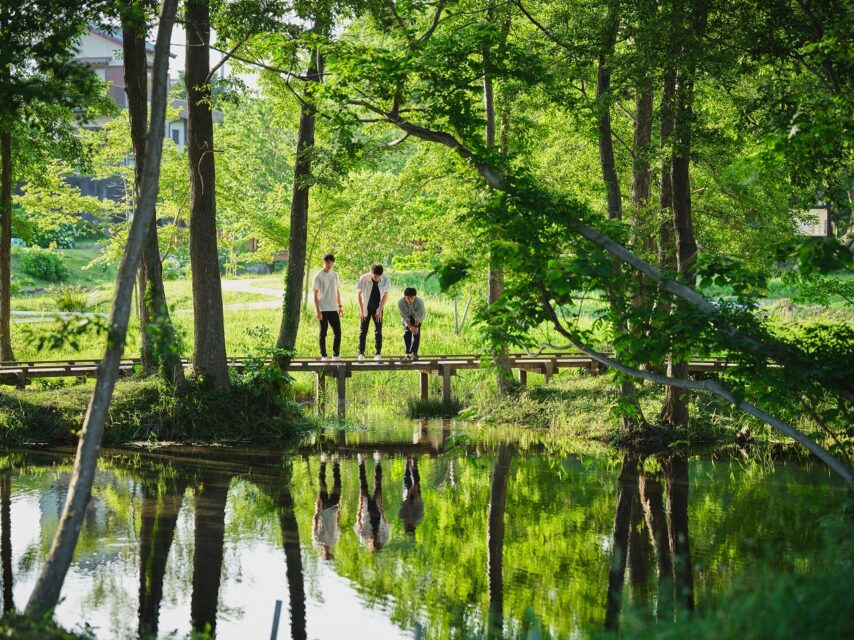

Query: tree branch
[206,36,249,84]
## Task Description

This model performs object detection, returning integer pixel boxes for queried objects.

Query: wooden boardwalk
[0,353,734,417]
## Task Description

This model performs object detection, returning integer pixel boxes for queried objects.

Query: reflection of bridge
[0,353,735,417]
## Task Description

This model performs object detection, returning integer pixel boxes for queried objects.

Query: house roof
[88,26,176,58]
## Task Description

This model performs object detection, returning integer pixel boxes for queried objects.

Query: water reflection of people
[398,457,425,536]
[313,453,342,560]
[355,452,390,551]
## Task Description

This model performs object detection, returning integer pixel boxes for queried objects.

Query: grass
[405,396,464,419]
[0,376,312,446]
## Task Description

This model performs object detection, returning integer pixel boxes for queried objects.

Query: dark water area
[0,421,847,638]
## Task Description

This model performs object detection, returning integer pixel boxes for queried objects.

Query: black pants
[403,319,421,355]
[359,459,383,537]
[319,459,341,510]
[358,306,383,355]
[318,311,341,357]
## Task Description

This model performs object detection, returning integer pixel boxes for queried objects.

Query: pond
[0,420,847,639]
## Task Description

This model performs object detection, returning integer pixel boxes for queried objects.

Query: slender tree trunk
[277,25,325,357]
[191,474,229,635]
[186,0,229,390]
[138,477,186,638]
[484,10,512,392]
[122,0,185,389]
[278,481,306,640]
[665,455,694,615]
[24,0,178,614]
[604,454,637,631]
[487,444,513,638]
[1,474,12,612]
[0,128,14,362]
[596,7,645,427]
[627,491,650,599]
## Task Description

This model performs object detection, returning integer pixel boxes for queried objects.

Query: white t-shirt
[313,269,340,312]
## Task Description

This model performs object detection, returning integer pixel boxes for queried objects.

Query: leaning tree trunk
[595,7,644,427]
[122,0,185,389]
[0,128,14,362]
[25,0,178,614]
[277,24,325,358]
[186,0,229,390]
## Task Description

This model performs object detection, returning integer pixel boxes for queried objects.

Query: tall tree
[186,0,229,390]
[25,0,179,613]
[122,0,185,388]
[277,15,327,358]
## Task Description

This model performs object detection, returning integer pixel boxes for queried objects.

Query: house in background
[798,205,832,237]
[73,27,224,148]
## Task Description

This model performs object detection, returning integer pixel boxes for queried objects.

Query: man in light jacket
[356,263,392,361]
[398,287,426,361]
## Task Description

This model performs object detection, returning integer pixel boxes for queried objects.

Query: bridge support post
[440,365,455,404]
[315,372,327,412]
[336,366,350,419]
[420,371,429,401]
[518,369,527,387]
[543,361,554,385]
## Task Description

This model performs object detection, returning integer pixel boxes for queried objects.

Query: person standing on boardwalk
[313,253,343,361]
[356,264,391,361]
[398,287,426,361]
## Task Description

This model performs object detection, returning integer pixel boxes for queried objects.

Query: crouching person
[398,287,426,361]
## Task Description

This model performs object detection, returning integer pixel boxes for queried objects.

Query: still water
[0,421,846,639]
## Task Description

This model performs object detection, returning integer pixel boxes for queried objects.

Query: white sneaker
[403,353,413,361]
[332,355,342,361]
[357,453,365,464]
[373,451,381,463]
[320,453,327,463]
[320,356,330,361]
[357,353,365,361]
[373,354,382,361]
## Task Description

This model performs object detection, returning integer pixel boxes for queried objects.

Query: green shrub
[406,396,463,418]
[19,248,68,282]
[51,285,92,313]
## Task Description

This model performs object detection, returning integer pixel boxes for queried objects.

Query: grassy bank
[0,377,311,446]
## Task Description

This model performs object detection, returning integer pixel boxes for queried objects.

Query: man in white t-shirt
[313,253,343,360]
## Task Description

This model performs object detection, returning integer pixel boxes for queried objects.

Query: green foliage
[405,397,464,419]
[0,612,94,640]
[19,248,69,282]
[51,285,92,313]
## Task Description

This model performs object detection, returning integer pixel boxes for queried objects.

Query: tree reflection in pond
[0,435,846,639]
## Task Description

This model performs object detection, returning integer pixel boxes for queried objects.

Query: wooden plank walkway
[0,353,735,418]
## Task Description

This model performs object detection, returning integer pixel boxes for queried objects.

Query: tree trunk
[24,0,178,614]
[186,0,229,390]
[138,477,186,637]
[277,25,325,358]
[604,454,637,631]
[1,474,12,612]
[486,444,513,638]
[665,455,694,615]
[0,128,14,362]
[191,474,229,635]
[122,0,185,389]
[484,22,512,393]
[595,7,645,427]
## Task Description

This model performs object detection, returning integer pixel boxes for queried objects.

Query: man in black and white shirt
[356,264,391,361]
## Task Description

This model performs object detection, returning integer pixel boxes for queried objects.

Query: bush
[51,285,92,313]
[19,248,68,282]
[405,397,463,418]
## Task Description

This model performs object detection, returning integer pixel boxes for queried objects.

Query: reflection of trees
[191,473,231,637]
[1,473,12,612]
[138,475,187,638]
[487,444,514,638]
[606,453,694,631]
